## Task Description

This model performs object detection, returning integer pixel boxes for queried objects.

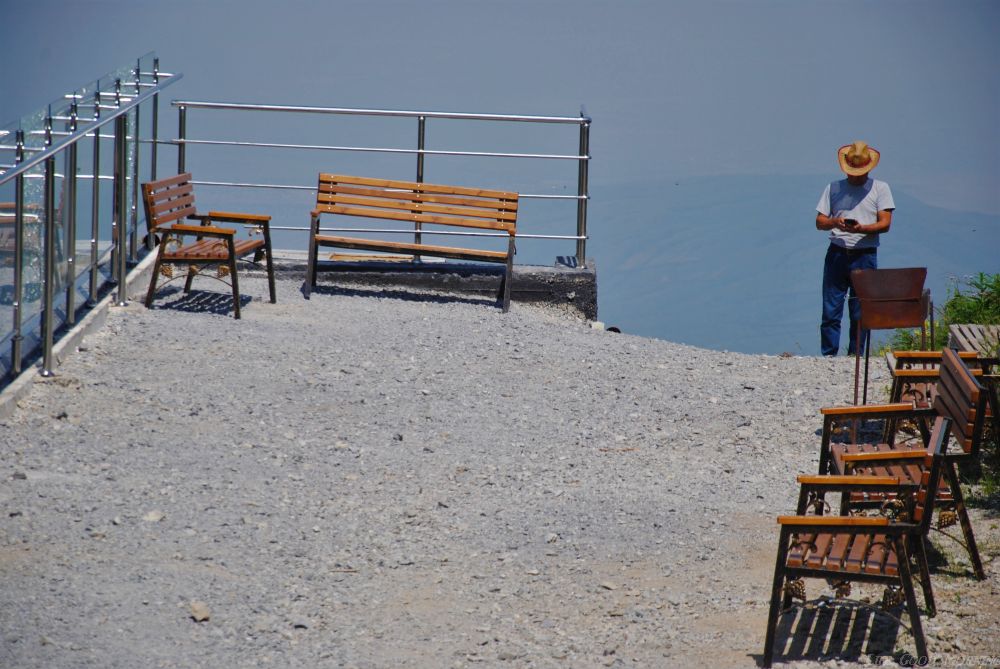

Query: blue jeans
[821,244,877,356]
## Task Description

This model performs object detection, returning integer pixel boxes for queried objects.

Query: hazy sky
[3,0,998,212]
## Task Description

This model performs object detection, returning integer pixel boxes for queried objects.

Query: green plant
[883,272,1000,354]
[884,273,1000,509]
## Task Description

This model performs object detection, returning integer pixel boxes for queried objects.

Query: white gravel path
[2,276,998,668]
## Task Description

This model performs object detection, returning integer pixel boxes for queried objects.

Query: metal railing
[0,56,181,379]
[170,101,591,261]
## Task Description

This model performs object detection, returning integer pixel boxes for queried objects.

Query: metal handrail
[170,100,592,260]
[171,100,586,124]
[1,58,180,382]
[0,73,181,187]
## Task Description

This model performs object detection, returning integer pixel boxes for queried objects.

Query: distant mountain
[587,175,999,355]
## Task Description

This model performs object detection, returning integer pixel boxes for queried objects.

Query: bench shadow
[301,282,501,309]
[754,599,905,667]
[152,287,252,317]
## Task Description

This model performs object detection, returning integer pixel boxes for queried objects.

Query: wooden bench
[304,174,518,311]
[949,323,1000,356]
[947,324,1000,440]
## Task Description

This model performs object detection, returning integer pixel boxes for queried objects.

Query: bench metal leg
[304,216,318,299]
[263,230,276,304]
[228,239,241,320]
[501,238,514,312]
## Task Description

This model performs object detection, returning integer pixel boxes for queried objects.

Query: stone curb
[0,252,157,420]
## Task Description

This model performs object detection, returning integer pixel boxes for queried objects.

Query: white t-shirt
[816,178,895,249]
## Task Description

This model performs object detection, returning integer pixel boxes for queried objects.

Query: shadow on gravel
[152,287,252,317]
[300,283,501,309]
[759,599,903,666]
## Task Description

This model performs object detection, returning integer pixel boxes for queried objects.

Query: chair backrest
[934,347,988,456]
[141,173,196,234]
[911,415,949,533]
[314,174,518,234]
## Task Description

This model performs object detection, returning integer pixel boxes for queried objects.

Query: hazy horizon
[2,1,997,354]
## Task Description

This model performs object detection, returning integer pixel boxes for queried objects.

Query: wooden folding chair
[762,417,949,667]
[141,173,276,319]
[818,348,989,579]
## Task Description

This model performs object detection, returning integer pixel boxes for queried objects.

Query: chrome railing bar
[277,225,584,240]
[175,138,585,161]
[172,100,587,124]
[0,72,182,187]
[0,75,181,185]
[188,179,586,200]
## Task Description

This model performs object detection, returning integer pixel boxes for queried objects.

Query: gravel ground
[1,276,998,668]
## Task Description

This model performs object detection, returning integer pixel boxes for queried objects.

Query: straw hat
[838,141,880,176]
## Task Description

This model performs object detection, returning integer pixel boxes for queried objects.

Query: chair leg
[145,249,165,308]
[763,531,790,668]
[944,462,985,579]
[914,536,936,617]
[183,265,197,293]
[895,536,929,662]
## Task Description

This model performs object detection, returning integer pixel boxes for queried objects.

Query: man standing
[815,141,895,356]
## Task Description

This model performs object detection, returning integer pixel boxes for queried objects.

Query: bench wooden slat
[318,183,519,212]
[314,203,515,233]
[314,235,508,263]
[316,192,518,222]
[319,173,517,200]
[826,532,853,571]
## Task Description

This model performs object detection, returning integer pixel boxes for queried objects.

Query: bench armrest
[820,402,924,418]
[167,223,236,237]
[777,515,889,527]
[193,211,271,225]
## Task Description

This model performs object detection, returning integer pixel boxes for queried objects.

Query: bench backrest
[934,347,988,456]
[142,172,196,233]
[314,174,518,235]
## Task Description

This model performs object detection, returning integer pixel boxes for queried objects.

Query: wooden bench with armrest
[141,173,276,319]
[304,174,518,311]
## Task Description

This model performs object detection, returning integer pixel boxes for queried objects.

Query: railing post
[414,115,426,252]
[177,104,187,174]
[88,87,101,306]
[113,113,129,306]
[65,101,79,324]
[576,116,590,265]
[129,62,141,262]
[10,130,26,376]
[40,154,57,377]
[149,58,160,230]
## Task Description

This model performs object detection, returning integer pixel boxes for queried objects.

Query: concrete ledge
[0,252,158,419]
[249,252,598,320]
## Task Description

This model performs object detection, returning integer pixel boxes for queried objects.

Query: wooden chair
[141,173,276,319]
[762,416,949,667]
[818,347,989,579]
